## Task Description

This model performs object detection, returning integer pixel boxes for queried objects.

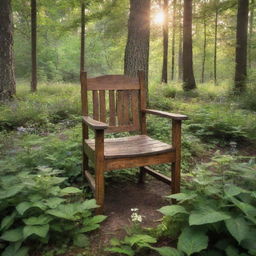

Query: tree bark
[201,16,207,83]
[31,0,37,92]
[124,0,151,88]
[161,0,169,83]
[80,1,85,72]
[171,0,177,80]
[213,7,218,85]
[178,0,183,81]
[248,0,255,69]
[0,0,16,100]
[234,0,249,93]
[183,0,196,90]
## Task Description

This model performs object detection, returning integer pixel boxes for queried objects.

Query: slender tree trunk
[201,16,207,83]
[248,0,255,69]
[0,0,16,100]
[178,0,183,81]
[213,8,218,85]
[171,0,177,80]
[80,1,85,72]
[31,0,37,92]
[234,0,249,93]
[124,0,151,88]
[183,0,196,90]
[161,0,169,83]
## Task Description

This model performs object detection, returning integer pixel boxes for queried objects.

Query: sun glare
[153,11,164,25]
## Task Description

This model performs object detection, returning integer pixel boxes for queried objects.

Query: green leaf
[230,197,256,218]
[23,215,52,226]
[86,215,107,225]
[177,227,208,256]
[60,187,82,195]
[225,217,249,244]
[80,199,98,210]
[73,234,89,248]
[189,208,230,225]
[16,202,33,215]
[152,246,181,256]
[166,193,197,202]
[0,227,23,242]
[1,211,17,231]
[44,197,66,208]
[47,204,79,220]
[124,234,156,247]
[0,185,24,199]
[225,245,240,256]
[158,205,188,217]
[224,184,249,197]
[2,244,28,256]
[80,223,100,233]
[23,224,49,239]
[105,246,135,256]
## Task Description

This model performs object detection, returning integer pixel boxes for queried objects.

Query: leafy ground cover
[0,81,255,256]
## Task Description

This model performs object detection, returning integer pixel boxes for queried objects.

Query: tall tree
[171,0,177,80]
[213,0,219,85]
[183,0,196,90]
[201,16,207,83]
[248,0,255,69]
[80,1,86,72]
[162,0,169,83]
[178,0,183,81]
[124,0,151,87]
[31,0,37,92]
[0,0,16,100]
[234,0,249,93]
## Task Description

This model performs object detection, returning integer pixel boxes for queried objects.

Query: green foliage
[158,154,256,255]
[0,166,105,255]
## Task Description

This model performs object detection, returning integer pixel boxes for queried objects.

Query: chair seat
[85,135,174,159]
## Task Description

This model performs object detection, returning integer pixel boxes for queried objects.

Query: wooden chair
[80,71,188,213]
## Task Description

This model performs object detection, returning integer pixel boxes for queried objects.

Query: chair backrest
[80,71,146,133]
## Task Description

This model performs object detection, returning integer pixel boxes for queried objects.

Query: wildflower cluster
[130,208,142,223]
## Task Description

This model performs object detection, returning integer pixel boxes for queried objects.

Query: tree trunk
[31,0,37,92]
[80,1,85,72]
[171,0,177,80]
[213,7,218,85]
[183,0,196,90]
[161,0,168,83]
[0,0,16,100]
[234,0,249,93]
[248,0,255,69]
[201,16,207,83]
[178,0,183,81]
[124,0,151,88]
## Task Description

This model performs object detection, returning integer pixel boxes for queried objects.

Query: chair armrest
[83,116,108,130]
[142,109,188,121]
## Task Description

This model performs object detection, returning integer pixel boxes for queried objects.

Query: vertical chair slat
[109,90,116,126]
[117,91,124,125]
[93,90,99,120]
[123,91,130,125]
[99,91,106,122]
[131,90,140,130]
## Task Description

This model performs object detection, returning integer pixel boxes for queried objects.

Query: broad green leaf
[0,227,23,242]
[166,193,197,202]
[47,204,78,220]
[73,234,89,248]
[44,197,66,208]
[224,184,249,197]
[0,185,24,199]
[225,217,249,244]
[84,215,107,225]
[177,227,208,256]
[23,215,52,226]
[16,202,33,215]
[60,187,82,195]
[23,224,49,239]
[124,234,156,247]
[189,208,230,225]
[225,245,240,256]
[230,197,256,218]
[1,211,17,231]
[81,199,98,210]
[152,246,181,256]
[2,244,28,256]
[105,246,135,256]
[80,223,100,233]
[158,205,188,217]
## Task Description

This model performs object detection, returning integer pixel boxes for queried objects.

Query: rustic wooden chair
[80,71,188,213]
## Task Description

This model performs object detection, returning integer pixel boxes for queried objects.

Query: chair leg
[138,167,146,184]
[82,152,89,180]
[95,165,105,214]
[171,161,181,204]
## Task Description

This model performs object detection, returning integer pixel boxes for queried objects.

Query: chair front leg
[171,120,182,203]
[95,129,105,214]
